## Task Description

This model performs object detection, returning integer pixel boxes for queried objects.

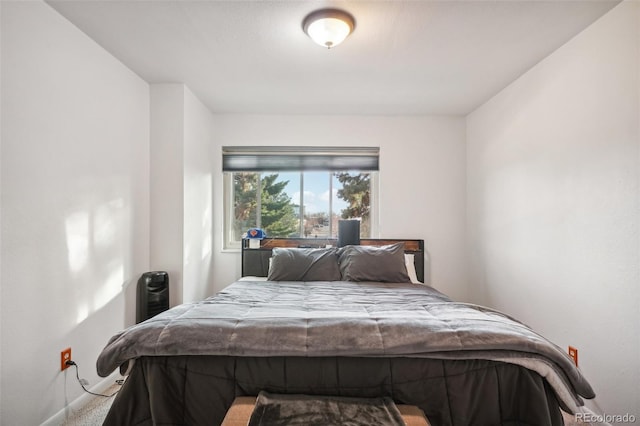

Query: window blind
[222,146,379,172]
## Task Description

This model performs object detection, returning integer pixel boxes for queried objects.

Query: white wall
[466,1,639,418]
[211,115,468,300]
[150,84,186,306]
[150,84,215,305]
[183,88,215,302]
[0,2,150,424]
[0,1,4,416]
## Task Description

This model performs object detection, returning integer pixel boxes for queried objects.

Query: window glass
[261,172,299,238]
[231,172,259,242]
[224,170,376,249]
[302,172,330,238]
[334,172,371,238]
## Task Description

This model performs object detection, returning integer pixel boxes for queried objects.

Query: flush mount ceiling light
[302,9,355,49]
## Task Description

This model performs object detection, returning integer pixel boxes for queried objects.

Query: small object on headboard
[338,220,360,247]
[245,228,266,249]
[246,228,266,239]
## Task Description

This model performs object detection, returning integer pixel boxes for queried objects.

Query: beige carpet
[61,384,119,426]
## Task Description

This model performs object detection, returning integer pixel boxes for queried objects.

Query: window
[223,147,379,249]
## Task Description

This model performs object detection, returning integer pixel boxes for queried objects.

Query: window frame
[222,147,379,251]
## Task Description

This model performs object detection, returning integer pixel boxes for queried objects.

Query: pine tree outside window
[222,147,379,249]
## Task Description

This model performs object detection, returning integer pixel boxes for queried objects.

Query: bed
[97,238,594,425]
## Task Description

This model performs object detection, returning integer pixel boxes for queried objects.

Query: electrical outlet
[568,346,578,367]
[61,347,72,371]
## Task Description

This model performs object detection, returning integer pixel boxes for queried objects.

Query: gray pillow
[337,243,410,283]
[267,247,342,281]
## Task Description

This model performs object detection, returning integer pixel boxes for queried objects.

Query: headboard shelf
[241,238,425,283]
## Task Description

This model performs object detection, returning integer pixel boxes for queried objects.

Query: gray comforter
[97,280,594,412]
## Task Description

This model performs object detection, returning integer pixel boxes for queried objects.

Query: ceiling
[47,0,620,116]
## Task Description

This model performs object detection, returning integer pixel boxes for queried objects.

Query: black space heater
[136,271,169,323]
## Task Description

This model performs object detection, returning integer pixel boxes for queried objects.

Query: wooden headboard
[241,238,425,283]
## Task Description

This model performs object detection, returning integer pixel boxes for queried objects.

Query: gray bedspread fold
[96,280,594,411]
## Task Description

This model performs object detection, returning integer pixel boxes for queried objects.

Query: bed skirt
[104,355,564,426]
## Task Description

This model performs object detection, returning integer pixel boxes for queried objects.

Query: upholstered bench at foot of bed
[221,396,431,426]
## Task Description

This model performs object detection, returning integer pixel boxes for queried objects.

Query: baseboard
[41,370,121,426]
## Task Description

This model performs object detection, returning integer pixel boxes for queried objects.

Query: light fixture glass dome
[303,9,355,49]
